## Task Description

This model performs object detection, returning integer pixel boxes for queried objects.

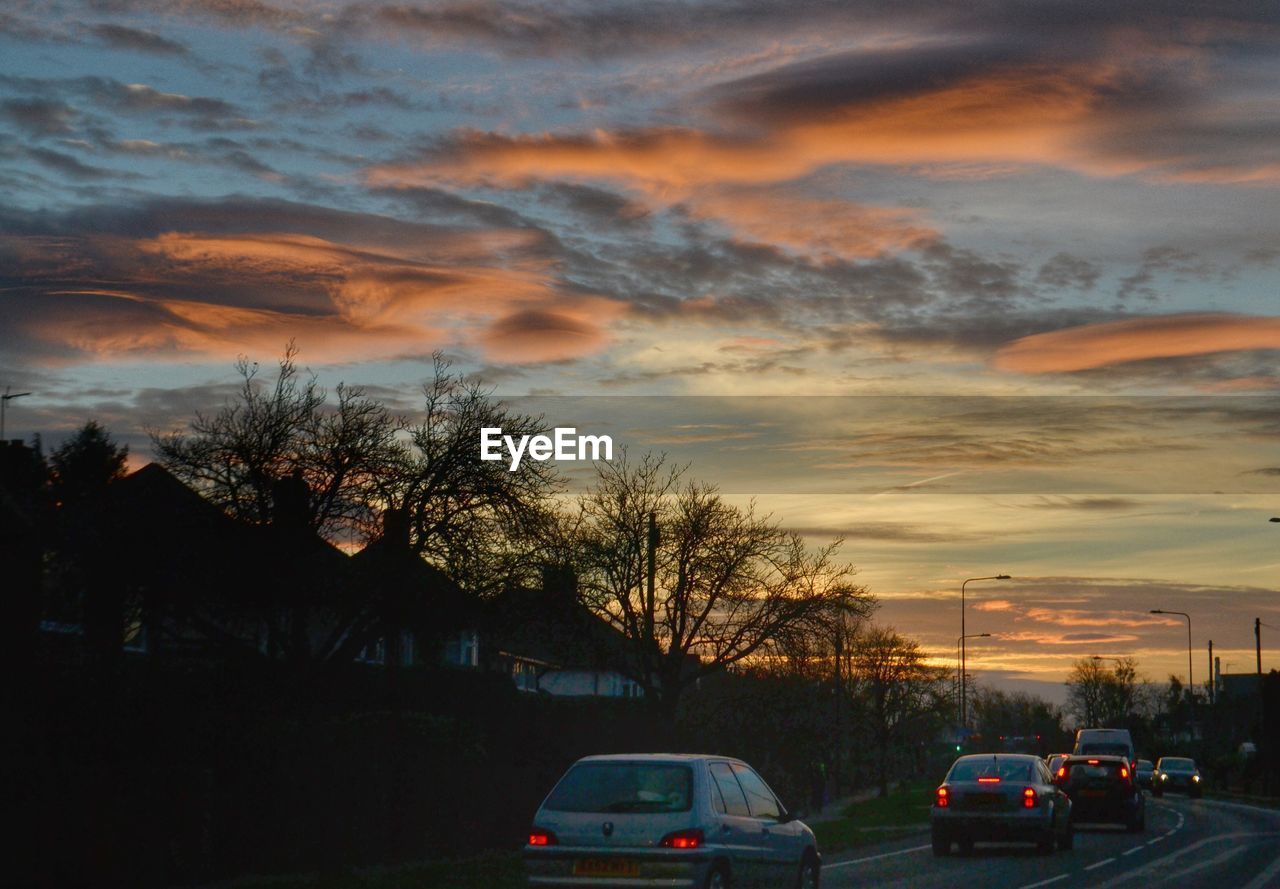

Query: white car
[523,753,820,888]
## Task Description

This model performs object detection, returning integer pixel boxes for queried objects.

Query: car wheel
[796,853,820,889]
[931,827,951,856]
[1058,820,1074,851]
[704,864,731,889]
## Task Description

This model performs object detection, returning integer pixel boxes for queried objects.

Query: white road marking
[823,843,930,869]
[1017,874,1069,889]
[1088,831,1279,889]
[1085,857,1117,871]
[1146,836,1164,845]
[1240,848,1280,889]
[1121,846,1143,856]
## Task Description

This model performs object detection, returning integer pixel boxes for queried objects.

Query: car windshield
[543,762,693,813]
[1160,758,1196,772]
[948,758,1034,783]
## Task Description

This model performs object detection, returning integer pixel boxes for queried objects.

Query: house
[481,566,644,699]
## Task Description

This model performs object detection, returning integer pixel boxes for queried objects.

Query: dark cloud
[1,98,78,137]
[90,23,188,55]
[790,523,989,543]
[1036,253,1101,291]
[1023,496,1142,511]
[22,146,123,180]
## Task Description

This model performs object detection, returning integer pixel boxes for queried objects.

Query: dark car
[931,753,1073,856]
[1055,755,1144,832]
[1153,756,1203,798]
[1135,759,1155,789]
[1046,754,1070,776]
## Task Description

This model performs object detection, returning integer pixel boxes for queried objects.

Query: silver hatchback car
[524,753,820,889]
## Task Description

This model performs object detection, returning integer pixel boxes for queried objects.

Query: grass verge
[811,783,932,853]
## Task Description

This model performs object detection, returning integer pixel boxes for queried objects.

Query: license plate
[573,859,640,877]
[974,794,1002,806]
[1081,789,1106,797]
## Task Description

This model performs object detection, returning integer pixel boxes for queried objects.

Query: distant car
[1046,753,1070,776]
[1073,728,1135,766]
[1135,759,1155,789]
[931,753,1073,856]
[1056,755,1145,831]
[1153,756,1203,798]
[523,753,820,889]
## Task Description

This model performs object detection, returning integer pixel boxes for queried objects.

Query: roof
[485,582,635,673]
[576,753,744,764]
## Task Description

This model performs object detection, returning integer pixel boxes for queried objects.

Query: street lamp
[1,387,31,440]
[957,633,991,728]
[1150,609,1193,696]
[961,575,1010,727]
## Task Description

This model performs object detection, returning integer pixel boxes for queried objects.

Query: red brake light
[528,828,558,846]
[1120,766,1130,780]
[936,786,949,808]
[978,776,1001,783]
[1056,766,1066,779]
[1087,759,1100,765]
[660,829,704,850]
[1023,787,1037,809]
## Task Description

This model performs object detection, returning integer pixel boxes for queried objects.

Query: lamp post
[1150,609,1193,696]
[961,575,1010,727]
[957,633,991,729]
[1,387,31,440]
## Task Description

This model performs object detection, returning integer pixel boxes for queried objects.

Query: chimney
[382,506,410,550]
[270,469,311,532]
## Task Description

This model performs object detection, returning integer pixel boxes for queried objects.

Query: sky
[3,0,1280,703]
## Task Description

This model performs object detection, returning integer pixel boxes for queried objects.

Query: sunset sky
[3,0,1279,702]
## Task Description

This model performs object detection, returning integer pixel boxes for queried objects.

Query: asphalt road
[820,794,1280,888]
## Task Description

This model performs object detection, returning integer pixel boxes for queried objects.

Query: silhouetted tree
[574,451,870,721]
[153,343,401,544]
[972,686,1066,750]
[385,353,560,596]
[50,420,127,503]
[1065,656,1140,727]
[849,626,951,797]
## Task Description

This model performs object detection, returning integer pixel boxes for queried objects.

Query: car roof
[954,753,1042,763]
[575,753,738,764]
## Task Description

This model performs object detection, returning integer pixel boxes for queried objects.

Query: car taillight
[528,828,558,846]
[1056,766,1066,780]
[660,829,704,850]
[1119,766,1130,782]
[936,786,949,808]
[1023,787,1037,809]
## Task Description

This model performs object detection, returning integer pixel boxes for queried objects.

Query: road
[820,795,1280,888]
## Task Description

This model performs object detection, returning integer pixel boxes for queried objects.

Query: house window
[122,620,148,654]
[356,637,386,665]
[512,660,539,692]
[444,630,479,667]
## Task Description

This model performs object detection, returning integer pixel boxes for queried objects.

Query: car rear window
[948,759,1034,782]
[1067,761,1124,780]
[543,763,693,813]
[1078,743,1130,757]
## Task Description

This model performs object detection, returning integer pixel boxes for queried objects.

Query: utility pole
[1258,618,1263,676]
[1,387,32,440]
[1208,640,1214,704]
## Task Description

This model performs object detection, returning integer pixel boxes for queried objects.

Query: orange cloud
[993,313,1280,373]
[682,188,937,260]
[13,227,620,366]
[366,65,1139,196]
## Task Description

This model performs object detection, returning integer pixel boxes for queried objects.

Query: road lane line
[1017,874,1069,889]
[1088,831,1278,889]
[823,843,930,869]
[1146,836,1164,845]
[1085,857,1116,871]
[1241,848,1280,889]
[1121,846,1143,856]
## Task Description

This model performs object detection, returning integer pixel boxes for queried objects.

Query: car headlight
[1160,774,1167,781]
[1192,775,1200,782]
